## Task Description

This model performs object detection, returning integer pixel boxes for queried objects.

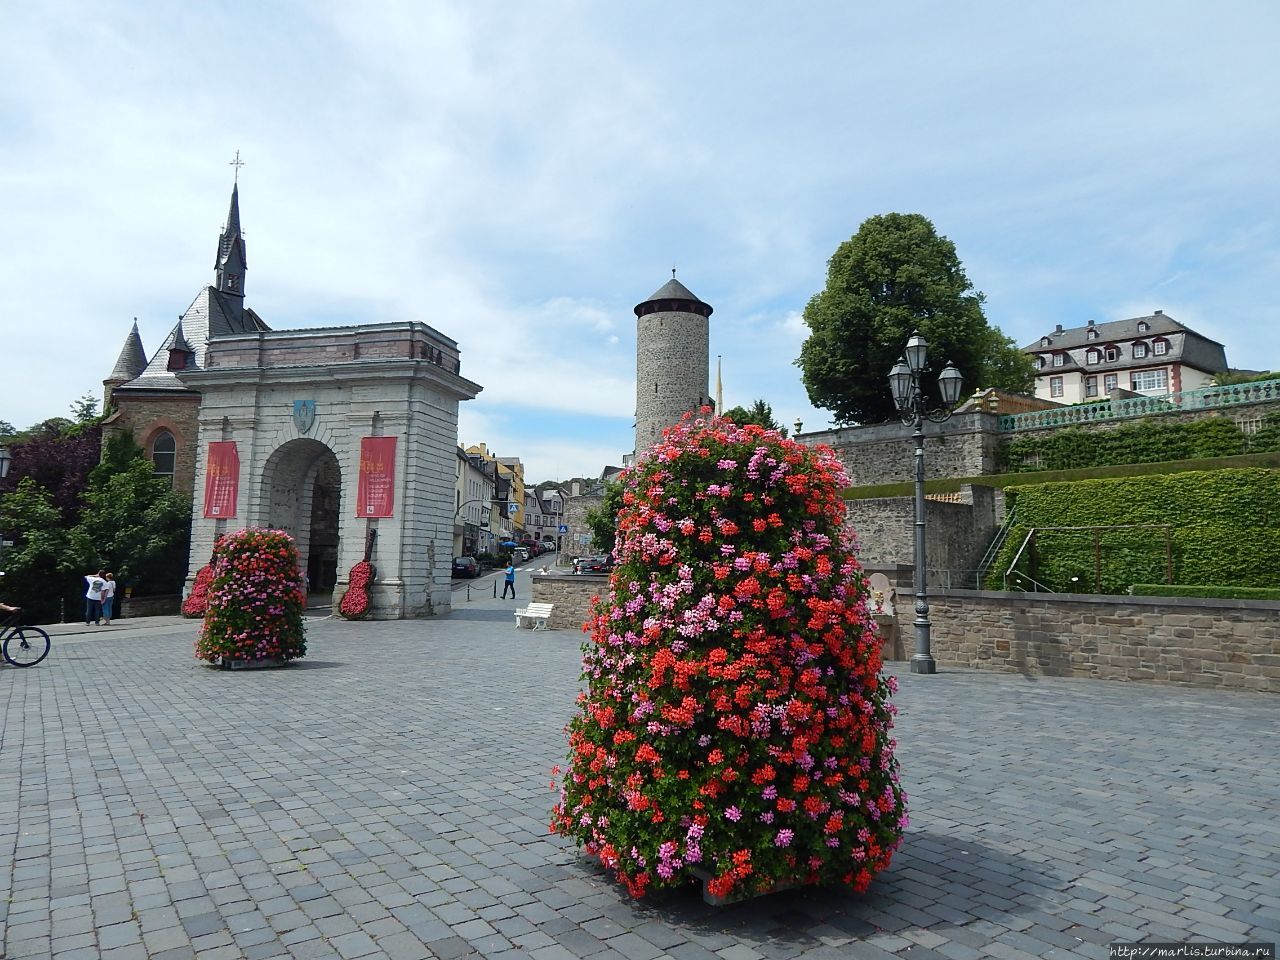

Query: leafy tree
[69,458,191,596]
[0,421,15,440]
[0,425,102,522]
[70,392,100,423]
[720,399,789,437]
[0,479,72,624]
[796,212,1035,424]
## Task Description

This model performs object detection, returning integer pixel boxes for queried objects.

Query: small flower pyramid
[552,413,907,900]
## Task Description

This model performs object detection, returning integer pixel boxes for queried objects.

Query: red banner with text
[203,441,240,518]
[356,437,397,518]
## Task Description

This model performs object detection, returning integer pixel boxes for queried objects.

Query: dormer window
[1052,353,1065,367]
[1153,338,1169,356]
[1037,356,1048,369]
[1105,346,1120,362]
[166,348,191,371]
[1041,336,1052,347]
[1133,341,1149,359]
[1137,320,1150,332]
[1087,328,1099,340]
[1086,349,1101,365]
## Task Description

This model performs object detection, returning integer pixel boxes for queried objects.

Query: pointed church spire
[214,161,247,310]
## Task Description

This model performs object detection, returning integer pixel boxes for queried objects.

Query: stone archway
[261,438,342,597]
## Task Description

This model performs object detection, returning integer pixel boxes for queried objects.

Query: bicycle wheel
[3,626,51,667]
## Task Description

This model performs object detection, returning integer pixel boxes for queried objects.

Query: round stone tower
[634,276,713,458]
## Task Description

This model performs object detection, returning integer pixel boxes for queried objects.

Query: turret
[633,275,712,458]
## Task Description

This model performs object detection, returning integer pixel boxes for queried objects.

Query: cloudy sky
[3,1,1277,481]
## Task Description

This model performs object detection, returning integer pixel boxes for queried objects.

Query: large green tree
[720,399,789,437]
[796,213,1035,424]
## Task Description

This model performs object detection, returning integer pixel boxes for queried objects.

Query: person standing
[84,570,106,625]
[100,573,117,625]
[501,561,516,599]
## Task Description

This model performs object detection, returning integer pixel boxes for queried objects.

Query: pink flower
[775,829,794,847]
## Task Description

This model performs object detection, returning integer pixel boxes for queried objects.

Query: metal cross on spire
[672,265,677,279]
[229,150,245,184]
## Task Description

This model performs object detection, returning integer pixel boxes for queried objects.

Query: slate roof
[633,277,714,317]
[1022,312,1228,376]
[106,320,148,383]
[114,286,269,394]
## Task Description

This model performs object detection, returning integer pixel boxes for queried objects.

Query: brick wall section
[845,485,998,578]
[531,571,606,631]
[204,323,462,376]
[103,394,202,500]
[914,590,1280,692]
[801,412,1001,486]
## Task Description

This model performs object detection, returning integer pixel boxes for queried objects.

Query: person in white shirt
[100,573,117,625]
[84,570,106,625]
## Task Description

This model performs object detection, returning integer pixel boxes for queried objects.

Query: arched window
[151,430,176,485]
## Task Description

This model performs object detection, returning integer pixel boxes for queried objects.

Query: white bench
[514,602,554,630]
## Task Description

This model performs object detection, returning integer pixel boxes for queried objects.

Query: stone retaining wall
[531,571,606,632]
[918,590,1279,692]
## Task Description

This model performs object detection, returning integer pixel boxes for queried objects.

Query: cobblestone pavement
[1,589,1277,959]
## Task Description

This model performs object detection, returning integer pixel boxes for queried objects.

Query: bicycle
[1,608,51,667]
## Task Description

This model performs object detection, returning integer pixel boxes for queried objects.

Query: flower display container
[552,412,907,902]
[195,528,307,667]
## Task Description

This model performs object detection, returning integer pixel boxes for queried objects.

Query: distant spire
[715,355,723,414]
[229,149,245,184]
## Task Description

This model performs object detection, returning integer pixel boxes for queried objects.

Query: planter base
[687,867,799,906]
[221,657,291,671]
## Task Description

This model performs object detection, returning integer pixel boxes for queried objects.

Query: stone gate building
[103,180,480,617]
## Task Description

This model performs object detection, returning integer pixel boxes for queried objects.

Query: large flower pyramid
[552,413,907,900]
[195,527,308,665]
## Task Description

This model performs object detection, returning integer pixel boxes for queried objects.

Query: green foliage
[195,528,307,664]
[583,480,624,553]
[795,212,1032,424]
[720,399,789,437]
[70,392,100,423]
[843,450,1280,501]
[70,458,192,595]
[997,415,1272,473]
[987,469,1280,593]
[1129,584,1280,600]
[0,479,72,624]
[1213,370,1277,385]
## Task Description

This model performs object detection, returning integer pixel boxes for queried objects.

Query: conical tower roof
[106,320,147,383]
[633,276,713,318]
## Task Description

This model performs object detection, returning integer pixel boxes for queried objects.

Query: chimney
[1054,324,1063,334]
[1087,319,1095,327]
[1153,309,1163,315]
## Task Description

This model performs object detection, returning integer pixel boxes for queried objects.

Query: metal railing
[997,378,1280,432]
[973,505,1016,590]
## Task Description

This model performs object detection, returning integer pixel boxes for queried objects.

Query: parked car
[513,547,530,563]
[542,540,557,552]
[575,555,614,574]
[451,557,480,578]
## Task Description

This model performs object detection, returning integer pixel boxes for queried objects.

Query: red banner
[356,437,397,517]
[203,441,240,518]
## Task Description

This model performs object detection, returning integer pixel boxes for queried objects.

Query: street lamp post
[887,332,964,675]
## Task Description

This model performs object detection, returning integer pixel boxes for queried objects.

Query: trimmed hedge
[1130,584,1280,601]
[842,450,1280,501]
[996,415,1272,473]
[986,468,1280,593]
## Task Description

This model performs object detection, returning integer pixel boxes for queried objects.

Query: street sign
[558,524,569,533]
